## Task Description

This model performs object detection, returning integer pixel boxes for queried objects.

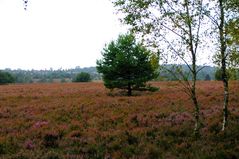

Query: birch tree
[207,0,239,131]
[219,0,229,131]
[113,0,207,136]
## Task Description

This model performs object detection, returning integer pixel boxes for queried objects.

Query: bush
[73,72,91,82]
[0,71,15,85]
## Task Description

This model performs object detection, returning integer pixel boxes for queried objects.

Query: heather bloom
[168,112,193,125]
[24,140,35,150]
[33,121,49,128]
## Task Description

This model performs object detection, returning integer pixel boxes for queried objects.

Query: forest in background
[1,67,100,83]
[0,65,226,84]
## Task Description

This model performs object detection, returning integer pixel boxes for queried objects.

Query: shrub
[73,72,91,82]
[0,71,15,85]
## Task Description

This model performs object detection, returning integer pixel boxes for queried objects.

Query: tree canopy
[97,34,158,96]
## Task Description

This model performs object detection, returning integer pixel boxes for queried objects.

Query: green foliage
[215,68,239,80]
[228,68,239,80]
[226,19,239,46]
[215,69,223,81]
[96,33,159,96]
[220,18,239,71]
[0,71,15,85]
[73,72,91,82]
[225,0,239,12]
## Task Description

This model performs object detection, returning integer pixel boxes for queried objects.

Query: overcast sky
[0,0,127,70]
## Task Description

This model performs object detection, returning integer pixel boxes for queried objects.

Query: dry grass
[0,81,238,158]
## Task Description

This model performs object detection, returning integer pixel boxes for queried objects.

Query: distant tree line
[1,67,100,84]
[1,65,238,85]
[159,65,239,81]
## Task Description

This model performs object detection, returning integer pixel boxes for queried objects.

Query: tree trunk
[219,0,229,131]
[127,83,132,96]
[185,0,200,136]
[192,58,200,136]
[222,79,229,131]
[192,92,200,136]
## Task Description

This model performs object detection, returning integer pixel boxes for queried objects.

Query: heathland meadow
[0,81,238,158]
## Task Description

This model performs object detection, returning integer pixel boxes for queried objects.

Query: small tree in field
[73,72,91,82]
[96,34,158,96]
